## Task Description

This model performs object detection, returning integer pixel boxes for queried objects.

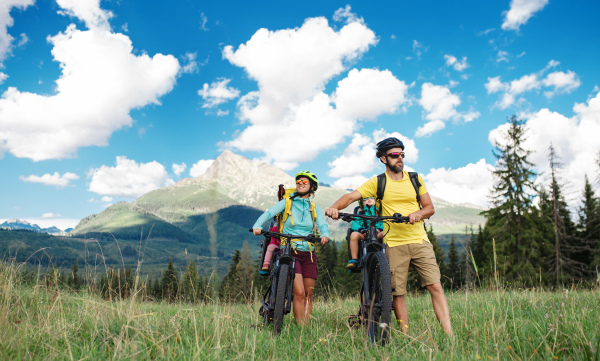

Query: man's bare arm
[325,190,363,219]
[408,192,435,224]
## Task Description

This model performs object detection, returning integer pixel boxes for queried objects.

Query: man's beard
[389,163,403,173]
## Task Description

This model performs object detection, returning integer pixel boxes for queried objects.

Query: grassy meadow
[1,263,599,360]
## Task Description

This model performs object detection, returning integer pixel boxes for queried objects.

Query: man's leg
[425,282,452,335]
[392,294,409,334]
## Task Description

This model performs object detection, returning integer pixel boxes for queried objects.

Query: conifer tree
[161,258,179,302]
[482,115,540,283]
[180,260,199,303]
[333,241,361,297]
[315,241,337,298]
[236,242,255,302]
[152,275,162,300]
[219,250,241,302]
[577,176,599,273]
[69,259,80,291]
[545,145,582,284]
[427,226,448,287]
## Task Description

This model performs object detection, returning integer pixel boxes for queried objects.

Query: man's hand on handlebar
[252,228,262,235]
[325,207,339,220]
[320,236,329,245]
[407,212,423,225]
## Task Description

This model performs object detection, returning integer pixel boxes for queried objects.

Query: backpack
[376,172,427,231]
[276,184,317,232]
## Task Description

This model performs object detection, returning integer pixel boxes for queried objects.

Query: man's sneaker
[259,266,270,276]
[346,259,358,270]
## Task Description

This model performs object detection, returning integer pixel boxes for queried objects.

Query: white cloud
[42,212,62,218]
[424,159,495,208]
[333,175,369,190]
[416,83,479,137]
[496,50,509,63]
[489,91,600,206]
[486,62,580,109]
[19,172,79,188]
[221,15,410,169]
[0,71,7,84]
[502,0,549,31]
[542,70,581,97]
[198,78,240,108]
[190,159,214,177]
[0,0,34,64]
[181,52,198,74]
[412,40,427,59]
[172,162,187,176]
[56,0,113,31]
[329,129,419,180]
[88,156,173,198]
[333,5,363,24]
[216,109,229,116]
[328,133,376,178]
[444,55,469,71]
[200,12,208,31]
[100,196,113,202]
[0,1,180,161]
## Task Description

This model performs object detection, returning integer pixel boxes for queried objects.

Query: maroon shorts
[293,250,318,279]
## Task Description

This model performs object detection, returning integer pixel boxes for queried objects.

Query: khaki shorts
[387,240,441,296]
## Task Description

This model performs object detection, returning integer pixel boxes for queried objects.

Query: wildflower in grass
[405,324,408,328]
[508,345,512,350]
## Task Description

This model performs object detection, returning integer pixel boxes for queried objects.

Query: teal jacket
[252,193,330,252]
[351,205,383,232]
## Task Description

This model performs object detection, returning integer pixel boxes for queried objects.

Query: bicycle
[251,228,319,335]
[334,211,409,345]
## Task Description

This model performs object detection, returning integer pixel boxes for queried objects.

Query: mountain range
[0,219,70,236]
[3,151,485,276]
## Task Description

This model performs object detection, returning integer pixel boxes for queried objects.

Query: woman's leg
[302,277,316,323]
[293,273,306,325]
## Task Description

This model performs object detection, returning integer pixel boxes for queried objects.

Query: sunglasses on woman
[296,179,309,185]
[386,152,405,159]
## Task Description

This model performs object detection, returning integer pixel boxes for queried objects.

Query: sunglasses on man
[385,152,405,159]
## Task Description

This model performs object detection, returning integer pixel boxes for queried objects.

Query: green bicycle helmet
[295,170,319,191]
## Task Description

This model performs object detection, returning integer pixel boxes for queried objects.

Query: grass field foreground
[1,264,599,360]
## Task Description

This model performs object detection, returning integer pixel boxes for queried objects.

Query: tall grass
[1,261,599,360]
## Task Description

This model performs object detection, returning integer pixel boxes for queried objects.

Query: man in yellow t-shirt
[326,137,452,336]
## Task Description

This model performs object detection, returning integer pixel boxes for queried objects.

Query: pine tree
[315,241,337,298]
[427,226,448,287]
[545,145,582,284]
[333,240,361,297]
[482,115,541,284]
[447,236,461,289]
[180,261,199,303]
[161,258,179,302]
[219,250,241,302]
[577,176,599,273]
[69,259,80,291]
[236,242,255,303]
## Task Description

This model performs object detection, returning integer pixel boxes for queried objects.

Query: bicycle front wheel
[272,263,290,335]
[365,252,392,345]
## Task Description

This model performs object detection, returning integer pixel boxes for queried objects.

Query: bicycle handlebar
[248,229,319,243]
[336,212,410,224]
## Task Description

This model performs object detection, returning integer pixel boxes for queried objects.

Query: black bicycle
[334,211,409,345]
[251,228,319,335]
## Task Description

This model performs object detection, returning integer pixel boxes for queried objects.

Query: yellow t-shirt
[356,171,429,248]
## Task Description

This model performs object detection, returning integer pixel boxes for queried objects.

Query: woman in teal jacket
[252,171,330,326]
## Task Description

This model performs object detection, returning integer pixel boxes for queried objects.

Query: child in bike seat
[260,224,280,275]
[347,197,384,269]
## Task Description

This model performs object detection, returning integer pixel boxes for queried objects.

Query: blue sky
[1,0,599,230]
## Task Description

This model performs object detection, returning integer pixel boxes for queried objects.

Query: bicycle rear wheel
[365,252,392,345]
[272,263,290,335]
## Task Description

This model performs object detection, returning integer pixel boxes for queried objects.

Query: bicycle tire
[272,263,290,335]
[365,252,392,345]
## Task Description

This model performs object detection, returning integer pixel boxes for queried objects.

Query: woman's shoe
[346,259,358,270]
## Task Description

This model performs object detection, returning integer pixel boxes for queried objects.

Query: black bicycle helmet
[295,170,319,191]
[375,137,405,158]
